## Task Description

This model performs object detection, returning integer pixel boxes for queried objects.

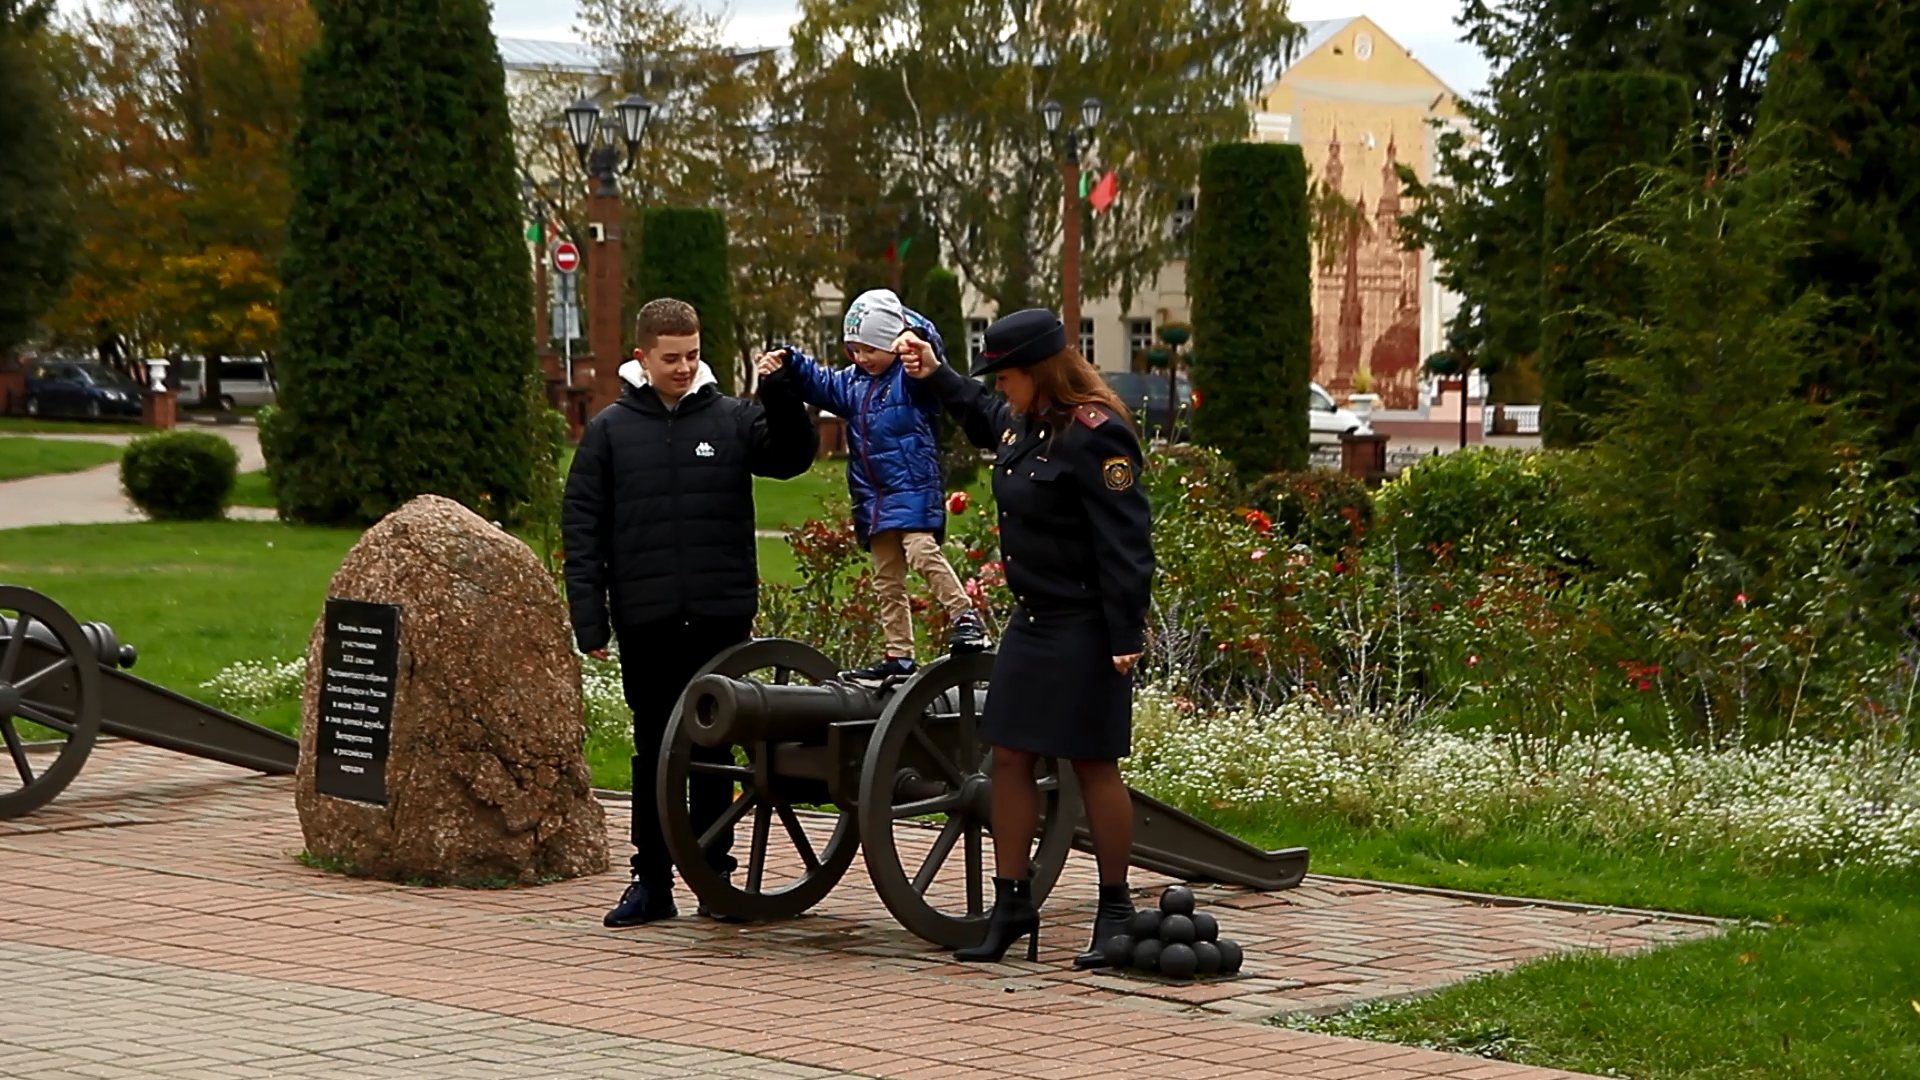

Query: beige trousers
[871,529,973,658]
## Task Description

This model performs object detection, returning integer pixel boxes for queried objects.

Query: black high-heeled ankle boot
[1073,882,1136,969]
[953,876,1039,962]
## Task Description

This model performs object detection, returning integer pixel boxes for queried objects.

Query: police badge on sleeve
[1102,456,1134,491]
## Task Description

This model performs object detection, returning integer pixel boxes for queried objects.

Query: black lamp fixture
[565,92,652,177]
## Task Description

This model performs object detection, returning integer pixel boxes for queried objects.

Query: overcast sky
[489,0,1491,97]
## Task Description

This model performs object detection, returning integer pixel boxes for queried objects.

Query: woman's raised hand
[894,333,941,378]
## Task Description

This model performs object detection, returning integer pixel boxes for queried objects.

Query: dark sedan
[24,360,145,419]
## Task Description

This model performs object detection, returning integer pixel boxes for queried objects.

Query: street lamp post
[564,93,652,415]
[1041,96,1103,347]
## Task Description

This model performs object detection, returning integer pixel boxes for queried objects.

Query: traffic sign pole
[551,242,583,388]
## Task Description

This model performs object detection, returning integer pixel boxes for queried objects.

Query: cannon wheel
[0,586,103,819]
[858,652,1080,950]
[657,638,861,921]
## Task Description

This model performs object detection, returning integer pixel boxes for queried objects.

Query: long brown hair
[1027,347,1133,425]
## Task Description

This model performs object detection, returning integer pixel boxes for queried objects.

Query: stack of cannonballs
[1099,885,1246,980]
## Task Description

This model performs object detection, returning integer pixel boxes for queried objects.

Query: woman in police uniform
[894,308,1154,967]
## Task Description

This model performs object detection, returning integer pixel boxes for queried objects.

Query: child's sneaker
[841,656,917,685]
[948,610,991,654]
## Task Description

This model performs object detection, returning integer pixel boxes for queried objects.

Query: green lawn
[0,521,802,734]
[756,460,846,530]
[0,417,149,436]
[0,522,362,705]
[0,436,123,481]
[1245,805,1920,1080]
[230,469,274,508]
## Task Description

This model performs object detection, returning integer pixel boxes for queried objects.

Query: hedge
[1189,142,1312,477]
[1539,70,1690,449]
[636,207,737,394]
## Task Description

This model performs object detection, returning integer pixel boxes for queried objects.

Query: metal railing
[1483,404,1541,436]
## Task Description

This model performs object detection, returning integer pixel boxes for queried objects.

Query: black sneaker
[948,610,991,654]
[840,656,917,685]
[604,876,677,928]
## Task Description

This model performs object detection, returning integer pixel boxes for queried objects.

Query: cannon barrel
[1,614,137,670]
[682,674,887,748]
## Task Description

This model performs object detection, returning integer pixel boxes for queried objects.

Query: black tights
[988,746,1132,885]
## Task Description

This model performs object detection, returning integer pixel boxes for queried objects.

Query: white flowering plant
[197,657,307,714]
[1126,688,1920,873]
[198,647,633,744]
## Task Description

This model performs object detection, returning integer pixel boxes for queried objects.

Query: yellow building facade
[966,16,1467,415]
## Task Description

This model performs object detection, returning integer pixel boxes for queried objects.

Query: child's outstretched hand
[894,333,941,378]
[754,349,788,377]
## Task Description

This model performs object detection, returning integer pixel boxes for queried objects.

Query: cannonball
[1216,938,1245,974]
[1159,914,1196,945]
[1191,910,1219,942]
[1129,908,1164,940]
[1158,943,1198,980]
[1159,885,1196,917]
[1192,940,1222,975]
[1132,937,1165,972]
[1100,933,1134,967]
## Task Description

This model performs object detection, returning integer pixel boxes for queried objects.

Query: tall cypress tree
[636,207,737,393]
[1760,0,1920,476]
[0,0,74,357]
[1189,142,1311,477]
[1539,71,1690,448]
[920,265,979,487]
[268,0,541,525]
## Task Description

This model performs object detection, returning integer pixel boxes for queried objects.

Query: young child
[756,288,988,683]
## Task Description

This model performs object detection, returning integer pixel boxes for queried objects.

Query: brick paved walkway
[0,742,1716,1079]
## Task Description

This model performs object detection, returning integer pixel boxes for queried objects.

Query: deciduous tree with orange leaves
[49,0,313,398]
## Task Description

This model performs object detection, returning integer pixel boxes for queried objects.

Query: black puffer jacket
[562,376,816,652]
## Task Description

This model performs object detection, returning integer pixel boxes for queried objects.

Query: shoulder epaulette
[1074,404,1113,430]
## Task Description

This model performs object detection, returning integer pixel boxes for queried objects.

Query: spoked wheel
[656,638,861,921]
[858,652,1081,950]
[0,586,102,819]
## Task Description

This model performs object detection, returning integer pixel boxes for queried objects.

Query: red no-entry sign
[552,242,580,274]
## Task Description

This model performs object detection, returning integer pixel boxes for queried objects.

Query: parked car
[1103,371,1193,441]
[23,360,145,419]
[1310,383,1363,437]
[166,355,278,410]
[1100,372,1361,441]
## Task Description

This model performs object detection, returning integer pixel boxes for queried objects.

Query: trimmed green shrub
[120,431,240,521]
[1189,142,1312,477]
[919,266,981,489]
[1246,469,1374,554]
[637,207,737,394]
[1760,0,1920,477]
[1539,71,1690,448]
[269,0,542,525]
[1372,449,1588,571]
[523,403,570,582]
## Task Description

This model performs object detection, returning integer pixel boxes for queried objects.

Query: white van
[165,356,278,410]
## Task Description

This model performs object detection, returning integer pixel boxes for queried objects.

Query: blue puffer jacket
[773,312,950,548]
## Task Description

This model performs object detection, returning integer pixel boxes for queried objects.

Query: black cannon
[0,585,300,819]
[657,639,1309,949]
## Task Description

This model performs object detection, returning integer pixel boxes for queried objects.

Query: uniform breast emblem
[1102,456,1134,491]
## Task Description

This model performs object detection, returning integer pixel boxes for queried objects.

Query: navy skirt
[982,605,1133,761]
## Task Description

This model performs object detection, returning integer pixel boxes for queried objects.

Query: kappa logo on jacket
[694,441,715,458]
